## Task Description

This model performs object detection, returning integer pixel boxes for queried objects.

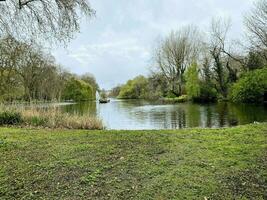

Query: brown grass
[0,104,104,130]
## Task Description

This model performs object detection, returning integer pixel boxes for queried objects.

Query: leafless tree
[209,18,242,98]
[0,0,95,43]
[245,0,267,60]
[154,26,202,96]
[245,0,267,47]
[0,37,64,101]
[0,37,26,101]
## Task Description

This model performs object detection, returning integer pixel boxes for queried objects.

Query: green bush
[166,91,177,98]
[193,83,218,102]
[0,111,22,125]
[230,67,267,103]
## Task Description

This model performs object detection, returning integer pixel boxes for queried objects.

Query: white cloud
[69,38,150,67]
[52,0,256,89]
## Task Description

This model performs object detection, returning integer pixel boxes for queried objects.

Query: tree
[245,0,267,60]
[0,36,99,102]
[147,72,168,99]
[185,62,200,99]
[209,18,240,98]
[201,57,212,83]
[118,76,148,99]
[0,37,24,101]
[154,26,201,96]
[246,50,266,70]
[80,73,99,91]
[0,0,95,43]
[62,78,95,101]
[109,86,122,97]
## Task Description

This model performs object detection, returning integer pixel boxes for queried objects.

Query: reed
[0,104,104,130]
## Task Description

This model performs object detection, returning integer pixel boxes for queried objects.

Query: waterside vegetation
[0,106,103,130]
[111,1,267,104]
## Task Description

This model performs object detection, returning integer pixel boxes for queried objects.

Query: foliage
[0,37,99,103]
[80,73,100,91]
[0,124,266,199]
[185,62,200,100]
[109,86,122,97]
[147,73,169,99]
[195,83,218,102]
[118,76,148,99]
[246,50,266,70]
[63,78,95,102]
[166,91,177,98]
[0,111,22,125]
[230,67,267,102]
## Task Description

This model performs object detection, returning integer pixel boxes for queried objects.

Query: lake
[57,99,267,130]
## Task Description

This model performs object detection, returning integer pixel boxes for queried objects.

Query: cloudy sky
[52,0,256,90]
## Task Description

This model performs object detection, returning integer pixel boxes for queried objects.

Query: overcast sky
[52,0,256,90]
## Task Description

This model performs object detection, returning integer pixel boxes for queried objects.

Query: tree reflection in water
[59,99,267,130]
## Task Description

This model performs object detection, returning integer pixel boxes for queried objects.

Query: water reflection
[59,99,267,130]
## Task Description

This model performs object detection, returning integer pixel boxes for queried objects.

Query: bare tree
[0,0,95,43]
[245,0,267,60]
[209,18,243,98]
[154,26,201,96]
[0,37,23,101]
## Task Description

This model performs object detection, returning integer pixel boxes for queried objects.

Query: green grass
[0,124,266,199]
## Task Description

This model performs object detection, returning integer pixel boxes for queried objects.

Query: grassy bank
[0,124,266,199]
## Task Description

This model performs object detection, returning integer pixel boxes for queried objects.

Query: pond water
[58,99,267,130]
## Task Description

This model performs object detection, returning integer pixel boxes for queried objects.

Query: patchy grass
[0,124,266,199]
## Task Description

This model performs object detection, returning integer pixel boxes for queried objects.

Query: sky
[52,0,256,90]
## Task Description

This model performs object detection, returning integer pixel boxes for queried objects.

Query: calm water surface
[59,99,267,130]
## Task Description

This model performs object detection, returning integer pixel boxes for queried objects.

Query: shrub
[193,83,218,102]
[0,111,22,125]
[166,91,177,98]
[230,67,267,103]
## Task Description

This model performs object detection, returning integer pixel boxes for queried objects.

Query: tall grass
[0,104,104,130]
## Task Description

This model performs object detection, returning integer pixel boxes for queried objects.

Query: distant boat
[99,99,110,104]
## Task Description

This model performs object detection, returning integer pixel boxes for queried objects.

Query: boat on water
[99,99,110,104]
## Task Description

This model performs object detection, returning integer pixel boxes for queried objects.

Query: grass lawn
[0,124,266,199]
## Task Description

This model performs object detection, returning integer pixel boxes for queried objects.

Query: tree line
[0,37,98,102]
[0,0,97,102]
[112,0,267,103]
